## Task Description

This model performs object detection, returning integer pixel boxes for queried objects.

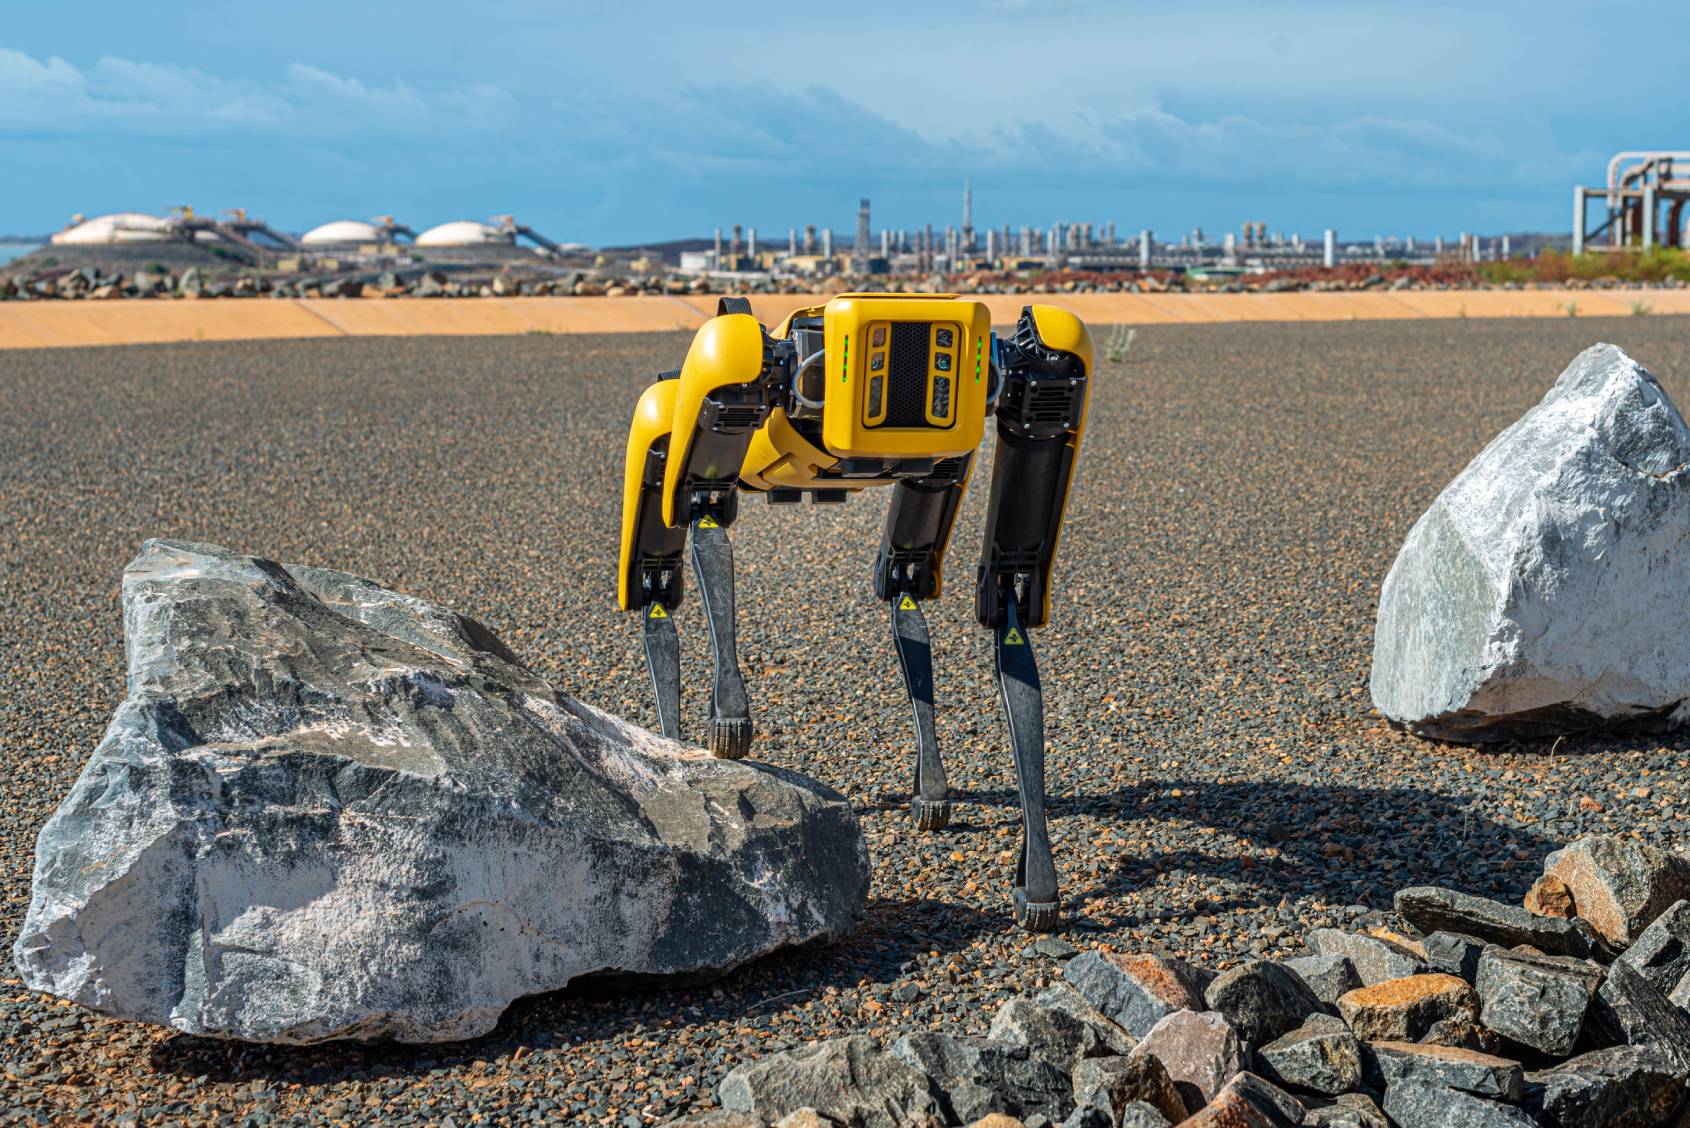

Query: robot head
[819,294,992,460]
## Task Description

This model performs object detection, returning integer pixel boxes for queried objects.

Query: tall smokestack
[854,198,871,273]
[1139,229,1152,270]
[1323,229,1337,269]
[713,226,722,268]
[962,178,974,252]
[747,227,756,259]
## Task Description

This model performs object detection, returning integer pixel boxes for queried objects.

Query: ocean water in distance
[0,244,40,267]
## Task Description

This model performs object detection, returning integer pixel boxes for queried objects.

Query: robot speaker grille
[882,321,935,428]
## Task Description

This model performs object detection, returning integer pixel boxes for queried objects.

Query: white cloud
[284,63,429,119]
[0,46,80,91]
[0,49,498,139]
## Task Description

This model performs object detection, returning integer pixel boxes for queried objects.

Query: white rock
[13,540,870,1043]
[1371,343,1690,741]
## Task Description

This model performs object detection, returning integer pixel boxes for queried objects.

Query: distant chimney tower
[804,224,817,254]
[713,226,723,268]
[788,227,798,255]
[854,198,872,273]
[962,178,974,252]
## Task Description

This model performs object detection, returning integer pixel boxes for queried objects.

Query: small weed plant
[1103,325,1137,363]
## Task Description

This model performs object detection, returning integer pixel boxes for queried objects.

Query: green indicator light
[842,335,850,382]
[976,339,983,383]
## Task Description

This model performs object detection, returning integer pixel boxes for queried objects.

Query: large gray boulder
[13,539,869,1043]
[1371,344,1690,741]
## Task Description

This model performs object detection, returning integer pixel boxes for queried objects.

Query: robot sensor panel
[821,295,991,460]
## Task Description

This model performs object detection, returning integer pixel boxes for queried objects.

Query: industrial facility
[35,210,579,272]
[1573,151,1690,253]
[50,208,297,265]
[5,168,1663,299]
[686,180,1508,284]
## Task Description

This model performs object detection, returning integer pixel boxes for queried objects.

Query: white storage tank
[50,213,177,245]
[301,220,387,247]
[414,220,515,248]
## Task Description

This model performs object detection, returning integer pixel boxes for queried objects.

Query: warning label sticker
[698,515,720,529]
[648,604,668,619]
[898,594,918,611]
[1004,627,1026,646]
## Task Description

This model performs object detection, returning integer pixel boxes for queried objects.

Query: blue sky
[1,2,1679,245]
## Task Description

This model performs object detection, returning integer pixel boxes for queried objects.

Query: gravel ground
[5,317,1690,1126]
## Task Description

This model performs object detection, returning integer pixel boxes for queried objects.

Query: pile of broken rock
[681,834,1690,1128]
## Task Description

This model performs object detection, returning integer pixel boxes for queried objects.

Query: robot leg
[618,380,687,739]
[875,461,973,831]
[690,514,752,759]
[993,595,1058,931]
[661,298,777,758]
[976,304,1093,932]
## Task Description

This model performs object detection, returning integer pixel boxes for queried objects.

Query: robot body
[617,293,1091,929]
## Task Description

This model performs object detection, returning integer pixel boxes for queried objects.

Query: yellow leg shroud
[618,308,775,611]
[618,380,684,612]
[659,311,772,529]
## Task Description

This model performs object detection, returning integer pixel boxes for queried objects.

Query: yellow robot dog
[618,293,1090,930]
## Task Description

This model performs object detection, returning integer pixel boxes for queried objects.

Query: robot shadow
[146,894,982,1088]
[948,776,1559,926]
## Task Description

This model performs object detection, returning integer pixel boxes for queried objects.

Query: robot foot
[709,716,753,760]
[1013,888,1061,932]
[911,797,952,831]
